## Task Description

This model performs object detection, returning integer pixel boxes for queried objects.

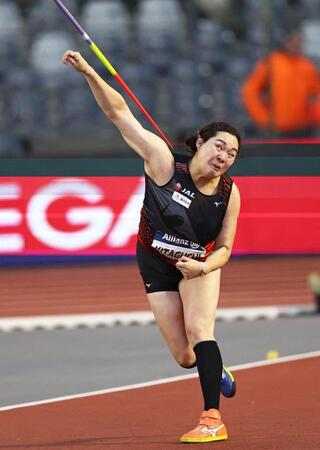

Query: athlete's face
[196,131,239,177]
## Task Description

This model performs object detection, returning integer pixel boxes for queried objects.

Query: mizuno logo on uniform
[145,283,152,288]
[214,202,224,207]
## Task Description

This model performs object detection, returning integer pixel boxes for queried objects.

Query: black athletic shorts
[136,241,183,294]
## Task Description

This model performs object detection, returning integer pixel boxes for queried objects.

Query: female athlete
[63,50,241,444]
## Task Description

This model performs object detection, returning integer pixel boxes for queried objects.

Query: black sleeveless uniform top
[137,153,233,264]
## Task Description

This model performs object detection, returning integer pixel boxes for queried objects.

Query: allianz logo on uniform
[162,234,199,250]
[151,231,206,260]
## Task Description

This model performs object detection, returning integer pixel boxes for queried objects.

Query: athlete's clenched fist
[62,50,91,75]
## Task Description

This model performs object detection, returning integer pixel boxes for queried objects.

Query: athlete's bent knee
[186,327,214,349]
[176,354,196,369]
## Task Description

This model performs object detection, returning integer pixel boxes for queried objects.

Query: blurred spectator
[308,272,320,313]
[242,30,320,137]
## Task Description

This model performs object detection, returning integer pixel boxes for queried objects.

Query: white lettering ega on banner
[26,179,114,251]
[0,177,145,253]
[0,183,24,252]
[107,177,144,247]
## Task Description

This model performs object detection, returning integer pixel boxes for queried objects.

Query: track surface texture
[0,255,318,317]
[1,254,319,448]
[0,356,319,449]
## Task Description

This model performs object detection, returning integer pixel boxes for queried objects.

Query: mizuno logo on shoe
[201,424,224,437]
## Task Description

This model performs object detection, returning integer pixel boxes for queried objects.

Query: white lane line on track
[0,305,315,332]
[1,350,319,412]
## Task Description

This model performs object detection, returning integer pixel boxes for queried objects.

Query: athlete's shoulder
[229,182,241,210]
[172,151,192,174]
[222,172,233,184]
[172,150,192,163]
[231,181,240,198]
[219,172,233,193]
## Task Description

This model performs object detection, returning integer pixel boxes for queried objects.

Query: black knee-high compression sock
[193,340,223,411]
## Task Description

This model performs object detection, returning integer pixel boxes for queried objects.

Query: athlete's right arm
[63,51,173,184]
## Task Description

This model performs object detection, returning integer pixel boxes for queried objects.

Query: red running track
[0,255,318,317]
[0,355,319,449]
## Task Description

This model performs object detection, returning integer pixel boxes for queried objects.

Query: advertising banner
[0,176,318,255]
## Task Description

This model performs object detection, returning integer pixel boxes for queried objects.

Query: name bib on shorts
[151,231,205,260]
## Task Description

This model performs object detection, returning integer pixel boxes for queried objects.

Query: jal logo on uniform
[175,184,195,199]
[181,188,195,199]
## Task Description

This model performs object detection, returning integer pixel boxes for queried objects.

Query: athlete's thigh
[147,291,194,366]
[179,269,221,344]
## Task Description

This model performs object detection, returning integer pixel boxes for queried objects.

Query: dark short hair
[185,121,241,154]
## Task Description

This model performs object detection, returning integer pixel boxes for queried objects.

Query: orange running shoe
[180,408,228,443]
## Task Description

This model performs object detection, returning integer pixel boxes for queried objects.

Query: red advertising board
[0,176,318,255]
[233,176,319,253]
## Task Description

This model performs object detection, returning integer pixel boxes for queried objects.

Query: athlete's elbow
[104,99,128,121]
[218,245,232,265]
[225,246,233,260]
[105,107,123,122]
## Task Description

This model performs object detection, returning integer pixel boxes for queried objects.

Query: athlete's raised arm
[62,50,174,184]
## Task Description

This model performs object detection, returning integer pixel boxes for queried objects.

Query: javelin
[52,0,173,149]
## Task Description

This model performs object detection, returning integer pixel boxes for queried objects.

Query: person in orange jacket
[242,31,320,137]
